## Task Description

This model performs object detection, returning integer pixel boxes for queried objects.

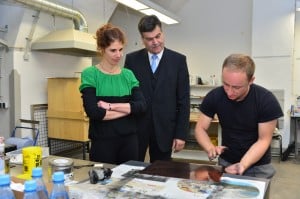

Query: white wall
[110,0,296,148]
[252,0,295,147]
[294,10,300,97]
[112,0,252,85]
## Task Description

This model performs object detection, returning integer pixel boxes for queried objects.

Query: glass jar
[48,157,74,183]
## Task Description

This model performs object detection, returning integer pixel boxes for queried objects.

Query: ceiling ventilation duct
[15,0,97,57]
[31,28,97,57]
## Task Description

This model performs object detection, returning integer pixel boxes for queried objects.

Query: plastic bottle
[23,180,39,199]
[0,139,5,174]
[297,96,300,107]
[0,174,15,199]
[49,171,69,199]
[210,75,216,86]
[32,167,49,199]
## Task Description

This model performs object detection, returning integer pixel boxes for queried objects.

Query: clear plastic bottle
[32,167,49,199]
[0,140,5,174]
[23,180,39,199]
[210,75,216,86]
[0,174,15,199]
[49,171,69,199]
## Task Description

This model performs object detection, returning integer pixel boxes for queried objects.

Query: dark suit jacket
[124,48,190,152]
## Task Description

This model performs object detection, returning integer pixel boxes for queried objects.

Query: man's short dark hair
[138,15,162,35]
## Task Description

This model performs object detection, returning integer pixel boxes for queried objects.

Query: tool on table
[88,164,113,184]
[73,164,95,169]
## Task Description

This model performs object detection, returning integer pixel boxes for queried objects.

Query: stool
[272,129,283,162]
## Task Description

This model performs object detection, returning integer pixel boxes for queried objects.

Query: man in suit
[124,15,190,163]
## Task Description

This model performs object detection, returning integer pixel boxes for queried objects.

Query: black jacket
[125,48,190,151]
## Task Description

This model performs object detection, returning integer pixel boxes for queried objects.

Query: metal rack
[31,104,83,155]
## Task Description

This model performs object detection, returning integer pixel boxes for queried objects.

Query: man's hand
[208,146,227,161]
[224,162,246,175]
[172,139,185,153]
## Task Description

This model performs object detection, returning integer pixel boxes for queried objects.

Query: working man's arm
[195,112,226,160]
[225,119,277,175]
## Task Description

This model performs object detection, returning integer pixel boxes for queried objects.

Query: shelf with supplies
[173,85,221,162]
[190,85,218,111]
[190,84,218,88]
[188,112,221,144]
[190,84,217,94]
[190,95,205,100]
[189,112,219,123]
[174,110,222,163]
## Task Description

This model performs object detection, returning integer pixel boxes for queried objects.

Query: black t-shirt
[200,84,283,166]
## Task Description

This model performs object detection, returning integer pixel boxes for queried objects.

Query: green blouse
[79,65,139,97]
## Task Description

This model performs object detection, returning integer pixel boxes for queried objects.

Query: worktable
[10,155,113,183]
[9,156,270,199]
[290,115,300,160]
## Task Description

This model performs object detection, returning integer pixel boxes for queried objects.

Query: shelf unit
[172,85,220,162]
[190,85,217,112]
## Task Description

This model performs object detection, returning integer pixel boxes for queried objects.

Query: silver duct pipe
[9,0,98,56]
[15,0,88,32]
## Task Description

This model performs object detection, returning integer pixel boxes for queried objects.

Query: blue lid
[24,180,37,192]
[0,174,10,186]
[52,171,65,183]
[32,167,43,177]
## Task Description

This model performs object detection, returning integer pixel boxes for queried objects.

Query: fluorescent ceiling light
[116,0,148,10]
[139,9,179,25]
[115,0,179,25]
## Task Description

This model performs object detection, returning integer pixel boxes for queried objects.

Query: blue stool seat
[5,137,34,149]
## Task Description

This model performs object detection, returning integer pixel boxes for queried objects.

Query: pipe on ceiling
[10,0,98,57]
[15,0,88,32]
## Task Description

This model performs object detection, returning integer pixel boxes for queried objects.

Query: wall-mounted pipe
[15,0,88,32]
[0,39,9,52]
[0,39,8,99]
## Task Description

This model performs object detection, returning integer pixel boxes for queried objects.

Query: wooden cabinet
[47,78,89,142]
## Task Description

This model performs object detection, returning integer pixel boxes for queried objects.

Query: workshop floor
[270,157,300,199]
[65,149,300,199]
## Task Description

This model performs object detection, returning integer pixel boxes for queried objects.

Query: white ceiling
[150,0,190,13]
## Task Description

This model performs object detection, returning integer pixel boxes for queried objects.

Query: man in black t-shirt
[195,54,283,179]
